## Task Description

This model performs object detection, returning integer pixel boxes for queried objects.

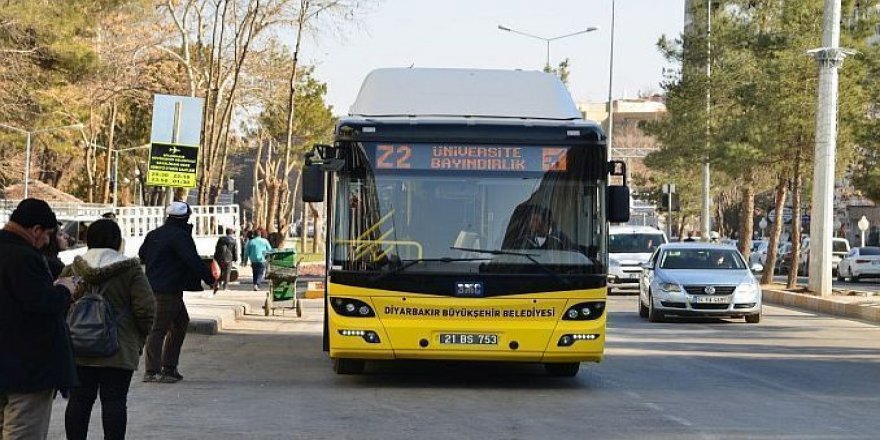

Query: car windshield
[659,248,746,270]
[833,241,850,253]
[609,233,665,253]
[859,247,880,256]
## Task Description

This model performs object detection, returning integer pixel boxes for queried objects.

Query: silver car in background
[639,243,763,323]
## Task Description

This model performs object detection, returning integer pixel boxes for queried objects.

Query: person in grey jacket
[62,219,155,440]
[138,201,214,383]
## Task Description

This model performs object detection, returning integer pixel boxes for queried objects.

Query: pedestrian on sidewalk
[138,201,215,384]
[212,228,238,295]
[63,219,155,440]
[245,228,272,291]
[0,198,79,439]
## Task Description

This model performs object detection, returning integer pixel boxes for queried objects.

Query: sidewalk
[762,283,880,324]
[184,263,324,335]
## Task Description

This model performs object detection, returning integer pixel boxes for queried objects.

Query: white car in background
[799,237,851,276]
[608,226,667,292]
[837,246,880,282]
[749,240,769,266]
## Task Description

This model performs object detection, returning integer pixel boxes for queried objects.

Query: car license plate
[439,333,498,345]
[873,261,880,266]
[689,295,729,304]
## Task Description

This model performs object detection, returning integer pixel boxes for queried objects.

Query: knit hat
[166,201,192,219]
[10,198,57,228]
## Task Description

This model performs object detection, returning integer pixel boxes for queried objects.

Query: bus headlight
[562,301,605,321]
[330,297,376,317]
[558,333,601,346]
[338,329,381,343]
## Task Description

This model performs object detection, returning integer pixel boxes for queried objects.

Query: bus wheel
[334,358,365,375]
[545,362,580,377]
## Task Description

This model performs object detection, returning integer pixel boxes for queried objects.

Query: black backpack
[66,284,123,358]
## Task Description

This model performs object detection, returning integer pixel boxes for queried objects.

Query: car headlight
[736,283,759,294]
[659,282,682,292]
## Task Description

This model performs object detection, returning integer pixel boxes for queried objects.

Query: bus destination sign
[371,144,568,172]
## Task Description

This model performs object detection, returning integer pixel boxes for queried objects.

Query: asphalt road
[48,297,880,440]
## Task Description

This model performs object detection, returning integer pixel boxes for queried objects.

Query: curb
[763,288,880,324]
[184,298,252,335]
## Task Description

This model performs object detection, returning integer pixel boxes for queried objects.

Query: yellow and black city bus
[302,68,630,376]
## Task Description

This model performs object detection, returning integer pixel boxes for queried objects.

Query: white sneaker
[253,284,259,291]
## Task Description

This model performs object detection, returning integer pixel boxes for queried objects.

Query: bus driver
[504,205,574,251]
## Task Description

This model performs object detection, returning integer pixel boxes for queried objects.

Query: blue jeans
[252,262,266,286]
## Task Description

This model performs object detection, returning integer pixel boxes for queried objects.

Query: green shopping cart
[263,249,302,317]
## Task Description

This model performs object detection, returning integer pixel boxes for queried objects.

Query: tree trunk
[761,176,788,284]
[253,136,265,228]
[787,149,804,289]
[737,181,755,263]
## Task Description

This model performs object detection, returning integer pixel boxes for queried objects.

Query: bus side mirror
[302,164,325,203]
[608,186,630,223]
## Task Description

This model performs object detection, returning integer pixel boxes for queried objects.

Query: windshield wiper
[449,247,570,286]
[370,257,490,282]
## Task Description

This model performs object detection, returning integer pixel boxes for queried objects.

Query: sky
[298,0,687,116]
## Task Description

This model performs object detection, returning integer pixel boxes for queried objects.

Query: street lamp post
[759,217,768,239]
[858,216,869,247]
[113,144,150,207]
[0,123,83,199]
[497,25,598,71]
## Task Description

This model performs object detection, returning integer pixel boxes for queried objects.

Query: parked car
[837,246,880,282]
[774,242,793,274]
[750,240,769,266]
[638,243,763,323]
[798,237,851,276]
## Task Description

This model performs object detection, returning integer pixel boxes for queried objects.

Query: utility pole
[807,0,853,296]
[701,0,712,242]
[606,0,616,163]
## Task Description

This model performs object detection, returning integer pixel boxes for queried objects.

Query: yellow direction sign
[146,143,199,187]
[147,94,204,188]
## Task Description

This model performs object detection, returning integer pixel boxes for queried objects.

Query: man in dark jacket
[139,201,215,384]
[212,228,238,294]
[0,198,78,438]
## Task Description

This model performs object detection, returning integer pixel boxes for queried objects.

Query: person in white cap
[138,201,215,384]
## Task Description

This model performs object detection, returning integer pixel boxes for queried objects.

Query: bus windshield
[332,142,605,275]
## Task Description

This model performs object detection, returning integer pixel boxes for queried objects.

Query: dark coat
[214,235,238,263]
[138,219,214,294]
[0,230,78,393]
[62,249,155,371]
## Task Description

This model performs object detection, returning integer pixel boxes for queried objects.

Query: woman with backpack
[62,219,155,440]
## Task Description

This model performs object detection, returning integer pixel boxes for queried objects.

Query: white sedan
[837,246,880,282]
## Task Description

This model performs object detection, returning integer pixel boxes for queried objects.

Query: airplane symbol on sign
[169,146,181,154]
